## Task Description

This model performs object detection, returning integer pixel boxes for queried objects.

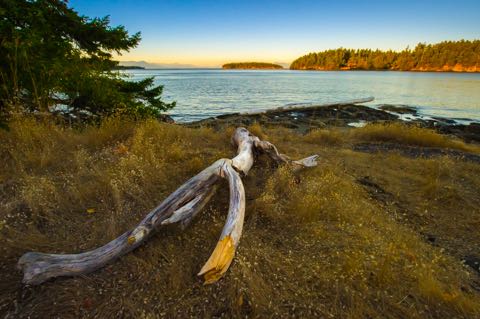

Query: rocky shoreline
[186,102,480,143]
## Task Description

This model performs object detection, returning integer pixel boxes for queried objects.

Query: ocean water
[123,69,480,123]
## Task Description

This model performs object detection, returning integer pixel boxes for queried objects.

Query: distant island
[112,65,145,70]
[290,39,479,72]
[223,62,283,70]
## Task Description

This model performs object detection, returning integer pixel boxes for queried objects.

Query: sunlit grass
[0,118,479,318]
[303,128,345,146]
[350,122,479,152]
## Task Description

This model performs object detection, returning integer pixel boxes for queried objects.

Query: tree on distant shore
[290,40,480,71]
[0,0,175,126]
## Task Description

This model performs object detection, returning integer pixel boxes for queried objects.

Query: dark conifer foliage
[290,40,480,71]
[0,0,175,125]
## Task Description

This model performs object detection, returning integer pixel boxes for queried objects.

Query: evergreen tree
[0,0,175,125]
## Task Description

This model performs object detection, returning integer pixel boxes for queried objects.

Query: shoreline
[288,68,480,73]
[186,102,480,143]
[130,68,480,73]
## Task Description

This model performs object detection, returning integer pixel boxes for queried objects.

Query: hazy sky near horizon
[69,0,480,67]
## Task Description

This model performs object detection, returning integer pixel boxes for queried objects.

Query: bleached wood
[18,161,223,285]
[197,160,246,283]
[231,127,256,174]
[18,127,318,285]
[254,140,319,169]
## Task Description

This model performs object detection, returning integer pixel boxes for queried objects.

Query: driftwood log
[17,127,318,285]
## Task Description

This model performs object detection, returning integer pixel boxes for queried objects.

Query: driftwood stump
[17,127,318,285]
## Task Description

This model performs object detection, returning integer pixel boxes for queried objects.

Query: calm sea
[124,69,480,123]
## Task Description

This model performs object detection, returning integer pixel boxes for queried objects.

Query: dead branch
[17,127,318,285]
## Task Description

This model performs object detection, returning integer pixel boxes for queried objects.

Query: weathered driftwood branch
[17,127,318,285]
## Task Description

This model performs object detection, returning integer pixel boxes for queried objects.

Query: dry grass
[350,122,479,152]
[303,128,345,146]
[0,118,479,318]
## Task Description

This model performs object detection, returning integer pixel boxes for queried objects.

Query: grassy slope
[0,119,479,318]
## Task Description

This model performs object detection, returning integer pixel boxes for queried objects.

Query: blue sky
[69,0,480,67]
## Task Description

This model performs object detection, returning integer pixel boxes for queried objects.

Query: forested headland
[290,40,480,72]
[223,62,283,69]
